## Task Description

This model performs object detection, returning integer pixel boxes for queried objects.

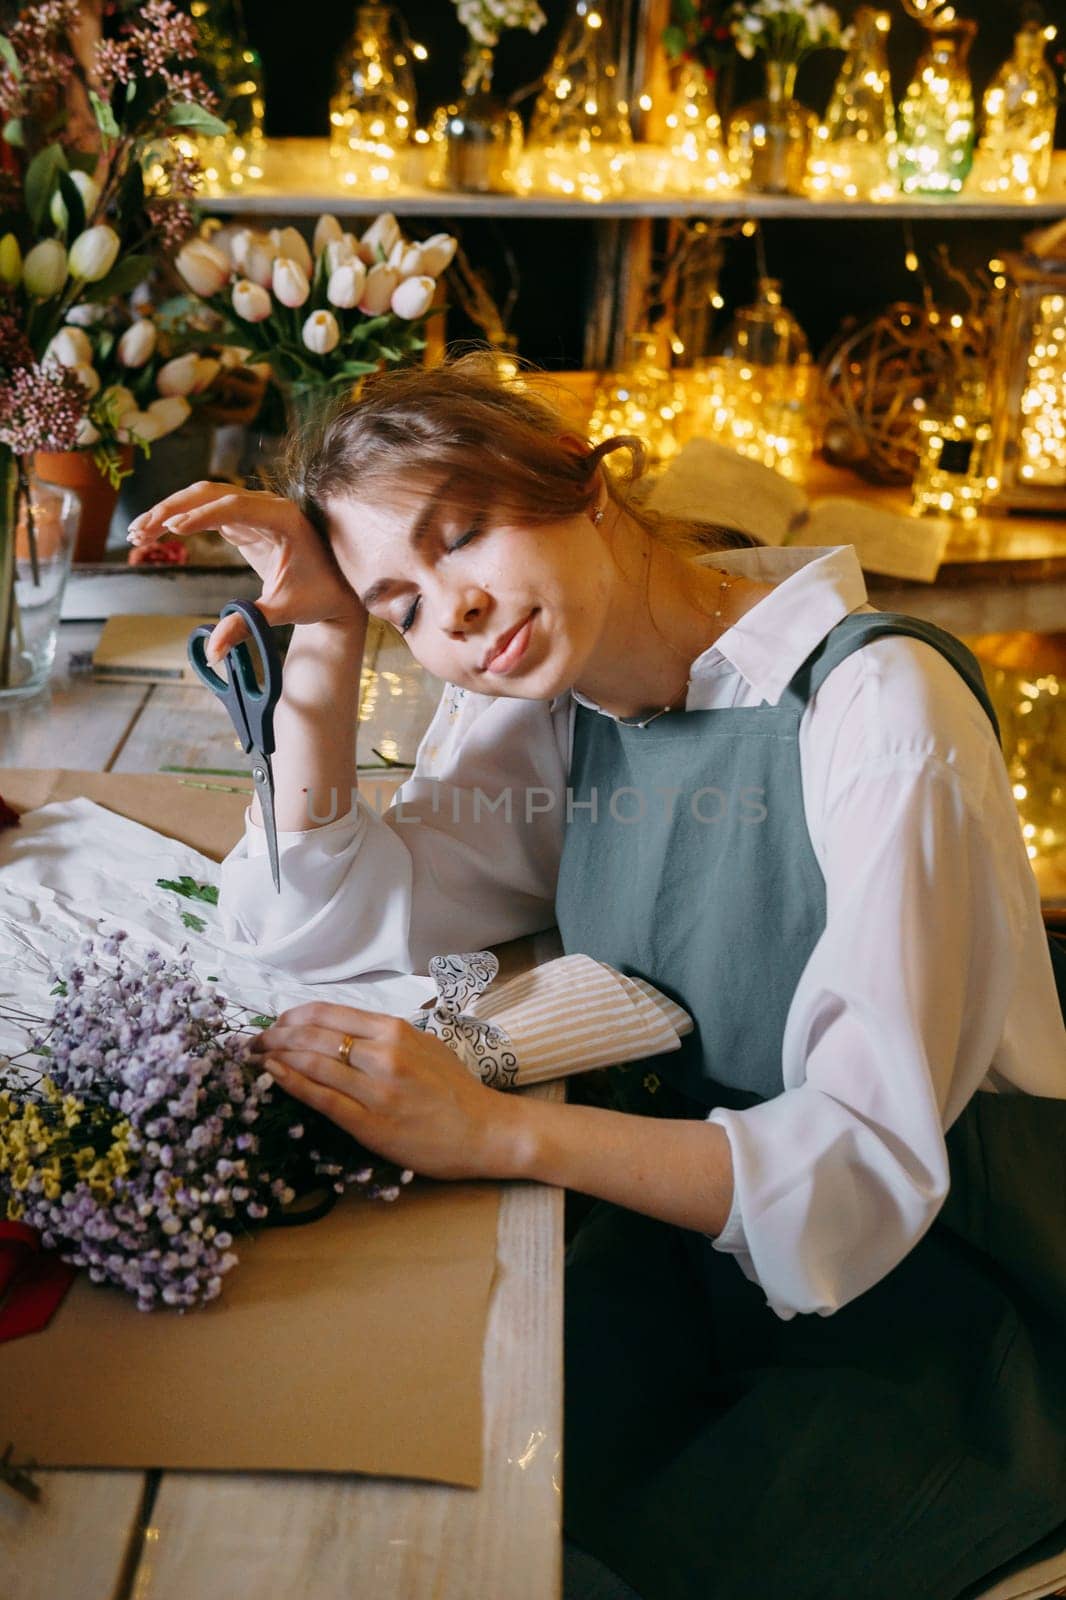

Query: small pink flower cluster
[93,0,215,113]
[0,362,86,455]
[0,0,79,120]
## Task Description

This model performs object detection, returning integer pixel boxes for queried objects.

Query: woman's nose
[440,587,489,633]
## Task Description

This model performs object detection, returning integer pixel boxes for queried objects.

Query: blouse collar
[564,544,870,716]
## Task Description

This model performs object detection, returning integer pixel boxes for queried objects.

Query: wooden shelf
[199,138,1066,223]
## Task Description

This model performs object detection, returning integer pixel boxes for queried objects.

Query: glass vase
[0,453,80,704]
[807,7,896,200]
[659,61,731,196]
[188,0,265,192]
[519,0,632,201]
[896,18,976,196]
[442,44,522,194]
[974,21,1059,200]
[911,363,995,521]
[329,3,414,193]
[728,60,817,197]
[587,333,686,468]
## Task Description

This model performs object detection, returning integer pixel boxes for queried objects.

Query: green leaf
[180,909,207,933]
[24,142,67,231]
[166,101,231,137]
[0,34,22,80]
[248,1014,276,1030]
[50,979,68,996]
[2,117,23,148]
[56,169,86,237]
[157,874,220,905]
[661,23,687,58]
[89,88,119,142]
[83,253,155,303]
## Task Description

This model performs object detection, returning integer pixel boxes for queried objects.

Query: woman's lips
[482,610,537,675]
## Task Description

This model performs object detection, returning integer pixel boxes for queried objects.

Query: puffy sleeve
[218,684,571,982]
[706,637,1042,1320]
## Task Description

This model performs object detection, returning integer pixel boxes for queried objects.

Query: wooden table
[0,622,565,1600]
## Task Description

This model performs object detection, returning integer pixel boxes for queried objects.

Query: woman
[131,358,1066,1600]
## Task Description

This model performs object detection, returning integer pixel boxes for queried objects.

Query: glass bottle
[896,18,977,195]
[728,60,818,197]
[587,333,686,467]
[975,21,1059,199]
[702,279,814,479]
[329,4,414,193]
[807,8,896,200]
[911,361,995,521]
[659,61,731,196]
[443,44,523,194]
[520,0,632,201]
[188,0,265,191]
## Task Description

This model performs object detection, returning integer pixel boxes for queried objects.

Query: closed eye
[398,520,484,634]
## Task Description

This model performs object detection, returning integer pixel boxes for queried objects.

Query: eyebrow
[358,502,441,610]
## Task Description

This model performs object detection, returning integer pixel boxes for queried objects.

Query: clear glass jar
[698,278,815,479]
[896,18,976,195]
[0,459,80,703]
[587,333,686,468]
[660,61,731,196]
[728,60,817,197]
[975,21,1059,200]
[807,7,897,201]
[911,363,995,521]
[329,3,414,193]
[518,0,632,201]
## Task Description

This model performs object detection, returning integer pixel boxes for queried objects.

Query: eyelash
[398,526,481,634]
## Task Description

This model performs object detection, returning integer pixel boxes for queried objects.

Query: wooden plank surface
[4,1470,147,1600]
[139,1105,563,1600]
[0,624,148,774]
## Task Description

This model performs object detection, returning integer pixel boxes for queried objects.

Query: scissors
[187,600,282,893]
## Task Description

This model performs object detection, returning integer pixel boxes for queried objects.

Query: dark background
[243,0,1064,366]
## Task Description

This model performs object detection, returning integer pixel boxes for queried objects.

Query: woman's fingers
[265,1055,372,1134]
[269,1002,411,1043]
[127,480,243,540]
[206,611,251,662]
[128,483,287,544]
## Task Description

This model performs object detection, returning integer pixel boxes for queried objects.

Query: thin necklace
[615,570,735,730]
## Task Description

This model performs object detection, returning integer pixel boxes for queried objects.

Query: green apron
[555,613,1066,1600]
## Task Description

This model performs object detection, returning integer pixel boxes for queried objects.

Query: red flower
[127,537,189,567]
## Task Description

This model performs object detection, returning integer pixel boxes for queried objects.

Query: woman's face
[326,479,616,700]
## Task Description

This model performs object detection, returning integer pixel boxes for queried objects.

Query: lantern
[989,251,1066,512]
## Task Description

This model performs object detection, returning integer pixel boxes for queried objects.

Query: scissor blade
[250,752,281,894]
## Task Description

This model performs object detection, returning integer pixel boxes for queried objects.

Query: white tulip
[68,224,121,283]
[22,238,68,298]
[359,262,400,315]
[302,309,341,355]
[240,237,276,288]
[50,170,100,232]
[272,256,311,308]
[75,417,100,448]
[270,225,312,277]
[218,344,252,367]
[156,353,201,397]
[232,278,273,322]
[361,212,401,262]
[325,234,359,274]
[147,396,192,436]
[120,410,164,444]
[390,274,436,321]
[386,239,407,270]
[117,319,157,368]
[395,243,428,277]
[69,361,101,398]
[418,233,458,276]
[100,384,138,422]
[65,301,107,327]
[176,238,232,297]
[229,228,256,270]
[326,260,367,309]
[313,213,344,255]
[45,326,93,368]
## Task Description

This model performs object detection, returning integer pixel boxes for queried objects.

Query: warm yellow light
[742,220,757,237]
[905,250,919,273]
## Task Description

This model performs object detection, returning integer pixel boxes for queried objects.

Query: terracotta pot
[33,446,134,563]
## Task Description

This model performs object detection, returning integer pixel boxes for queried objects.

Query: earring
[591,506,605,526]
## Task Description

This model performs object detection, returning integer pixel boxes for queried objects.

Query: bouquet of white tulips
[175,212,458,428]
[729,0,844,63]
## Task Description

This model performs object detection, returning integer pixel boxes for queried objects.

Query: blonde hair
[277,351,750,559]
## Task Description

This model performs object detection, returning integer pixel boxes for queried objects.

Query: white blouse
[219,544,1066,1321]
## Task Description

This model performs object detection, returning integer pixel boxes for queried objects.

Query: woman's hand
[127,483,364,660]
[250,1004,523,1182]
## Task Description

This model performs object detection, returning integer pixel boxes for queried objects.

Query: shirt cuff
[244,797,364,856]
[704,1109,748,1251]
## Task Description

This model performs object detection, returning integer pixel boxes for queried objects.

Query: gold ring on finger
[337,1032,355,1064]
